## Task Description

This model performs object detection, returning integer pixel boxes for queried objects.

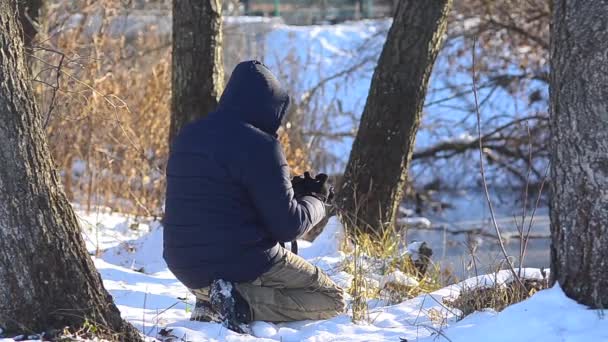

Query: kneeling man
[163,60,346,333]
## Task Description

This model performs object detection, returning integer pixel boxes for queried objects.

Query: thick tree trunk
[549,0,608,309]
[170,0,224,144]
[0,2,141,339]
[336,0,452,234]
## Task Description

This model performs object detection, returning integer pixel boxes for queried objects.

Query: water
[403,189,551,280]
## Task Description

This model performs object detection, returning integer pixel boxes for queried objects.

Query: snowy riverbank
[4,209,603,342]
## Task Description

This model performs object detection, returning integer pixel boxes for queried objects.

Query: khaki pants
[191,248,346,322]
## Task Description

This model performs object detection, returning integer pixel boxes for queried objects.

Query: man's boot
[210,279,252,334]
[190,298,222,323]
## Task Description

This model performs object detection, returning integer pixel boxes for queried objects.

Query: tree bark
[549,0,608,309]
[170,0,224,144]
[0,2,141,339]
[336,0,452,234]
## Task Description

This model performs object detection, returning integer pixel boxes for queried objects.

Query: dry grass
[340,222,447,322]
[32,1,310,217]
[444,277,549,320]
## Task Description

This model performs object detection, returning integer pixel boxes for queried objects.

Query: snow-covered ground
[4,209,603,342]
[426,284,608,342]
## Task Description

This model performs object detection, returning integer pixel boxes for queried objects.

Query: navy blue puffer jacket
[163,61,326,289]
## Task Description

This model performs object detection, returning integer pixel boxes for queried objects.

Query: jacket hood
[217,60,290,136]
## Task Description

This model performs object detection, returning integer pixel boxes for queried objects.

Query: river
[403,189,551,281]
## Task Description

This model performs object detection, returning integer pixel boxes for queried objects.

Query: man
[163,60,346,333]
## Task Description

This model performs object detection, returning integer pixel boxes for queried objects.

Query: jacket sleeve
[242,137,326,242]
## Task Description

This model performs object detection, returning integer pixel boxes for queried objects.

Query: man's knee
[323,285,347,315]
[335,289,347,313]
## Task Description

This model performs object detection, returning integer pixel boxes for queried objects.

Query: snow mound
[76,208,151,253]
[420,284,608,342]
[380,270,420,289]
[435,268,550,301]
[100,216,347,276]
[101,221,166,274]
[298,216,345,259]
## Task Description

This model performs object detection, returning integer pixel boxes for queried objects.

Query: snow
[298,216,345,259]
[216,280,234,299]
[101,220,166,274]
[379,271,420,289]
[94,256,452,342]
[224,16,282,25]
[398,217,432,229]
[406,241,426,256]
[76,207,153,254]
[439,268,548,298]
[1,210,606,342]
[89,212,461,341]
[419,284,608,342]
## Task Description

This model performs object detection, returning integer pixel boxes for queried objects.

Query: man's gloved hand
[291,172,315,198]
[312,173,334,204]
[291,172,334,204]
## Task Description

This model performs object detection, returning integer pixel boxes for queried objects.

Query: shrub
[32,1,310,217]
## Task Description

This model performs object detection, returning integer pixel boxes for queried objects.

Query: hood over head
[217,60,290,136]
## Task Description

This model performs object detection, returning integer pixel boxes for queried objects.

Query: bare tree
[549,0,608,308]
[336,0,452,234]
[0,1,141,338]
[412,0,551,191]
[170,0,224,144]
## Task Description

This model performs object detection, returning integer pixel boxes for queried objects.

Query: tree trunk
[549,0,608,309]
[336,0,452,234]
[170,0,224,144]
[0,2,141,339]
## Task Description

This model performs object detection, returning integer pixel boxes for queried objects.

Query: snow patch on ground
[76,207,153,254]
[380,270,420,289]
[299,216,345,259]
[101,221,166,274]
[89,214,461,341]
[3,211,605,342]
[86,212,605,342]
[419,284,608,342]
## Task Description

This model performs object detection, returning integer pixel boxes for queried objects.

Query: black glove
[291,172,334,204]
[312,173,334,204]
[291,171,315,198]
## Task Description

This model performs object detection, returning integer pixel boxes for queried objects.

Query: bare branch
[472,38,525,289]
[412,115,545,160]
